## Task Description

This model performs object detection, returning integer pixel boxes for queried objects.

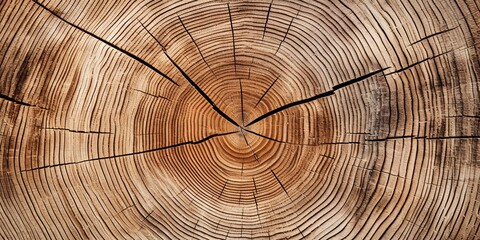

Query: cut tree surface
[1,0,480,239]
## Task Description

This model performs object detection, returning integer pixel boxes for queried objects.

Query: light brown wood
[1,0,479,239]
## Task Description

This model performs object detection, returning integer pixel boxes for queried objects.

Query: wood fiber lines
[0,0,479,239]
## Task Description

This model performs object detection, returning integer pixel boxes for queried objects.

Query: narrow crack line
[193,219,199,230]
[142,211,154,222]
[386,50,454,75]
[227,3,236,72]
[131,89,170,100]
[368,135,480,141]
[240,129,249,146]
[346,132,371,135]
[178,16,215,75]
[240,78,245,125]
[42,127,112,134]
[271,170,289,197]
[247,68,387,127]
[410,26,458,45]
[253,191,260,220]
[252,177,258,194]
[119,205,135,214]
[366,135,416,142]
[0,93,33,106]
[299,228,306,238]
[425,135,480,140]
[255,75,279,108]
[176,187,188,197]
[447,115,480,119]
[219,181,228,199]
[139,23,240,127]
[244,129,359,146]
[262,1,273,40]
[244,129,304,145]
[21,131,238,172]
[240,129,260,162]
[32,1,178,86]
[275,12,297,54]
[139,21,166,50]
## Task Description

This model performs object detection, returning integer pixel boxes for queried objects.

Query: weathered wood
[1,0,479,239]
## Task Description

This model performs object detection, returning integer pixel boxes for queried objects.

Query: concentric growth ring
[0,0,479,239]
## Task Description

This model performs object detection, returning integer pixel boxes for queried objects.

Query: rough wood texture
[1,0,479,239]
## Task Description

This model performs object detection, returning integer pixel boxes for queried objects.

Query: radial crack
[410,26,458,45]
[275,12,297,54]
[386,50,454,75]
[32,0,178,86]
[247,68,388,127]
[262,1,273,40]
[240,128,260,162]
[253,191,260,220]
[0,93,33,106]
[333,67,389,90]
[245,129,359,146]
[247,91,334,127]
[219,181,228,199]
[22,131,237,172]
[132,89,170,100]
[425,135,480,140]
[271,170,289,197]
[178,16,215,74]
[240,79,245,125]
[42,127,112,134]
[140,23,240,127]
[255,75,279,107]
[164,52,240,126]
[227,3,237,72]
[366,135,416,142]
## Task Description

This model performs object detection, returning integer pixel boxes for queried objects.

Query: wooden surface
[1,0,479,239]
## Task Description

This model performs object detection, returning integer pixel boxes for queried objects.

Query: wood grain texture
[1,0,479,239]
